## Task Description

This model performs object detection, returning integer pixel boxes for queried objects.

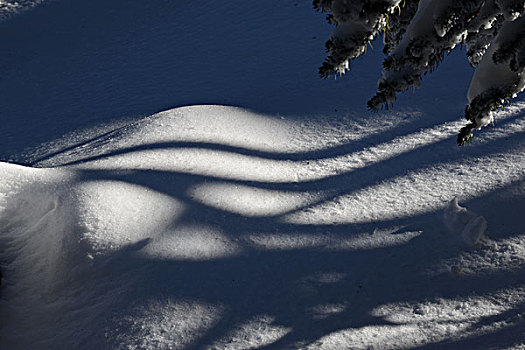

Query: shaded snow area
[2,105,525,350]
[0,1,45,20]
[1,1,525,349]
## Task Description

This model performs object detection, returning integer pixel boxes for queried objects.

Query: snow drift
[1,105,525,349]
[1,0,525,348]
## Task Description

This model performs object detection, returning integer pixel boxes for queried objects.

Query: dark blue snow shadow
[2,108,524,348]
[75,181,525,350]
[0,0,473,161]
[55,120,525,349]
[2,0,524,347]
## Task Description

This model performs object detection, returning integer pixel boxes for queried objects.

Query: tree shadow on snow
[1,2,524,347]
[53,121,525,349]
[416,296,525,350]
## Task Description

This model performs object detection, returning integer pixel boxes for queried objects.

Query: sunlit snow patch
[74,180,185,253]
[73,180,241,260]
[141,224,240,261]
[36,106,299,168]
[284,150,525,226]
[210,315,292,350]
[309,303,349,320]
[307,287,525,350]
[189,182,314,217]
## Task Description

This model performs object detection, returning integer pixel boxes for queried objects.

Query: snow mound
[1,104,525,349]
[443,197,488,246]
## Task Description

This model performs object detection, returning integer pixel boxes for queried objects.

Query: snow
[468,15,525,104]
[1,1,525,349]
[443,198,488,247]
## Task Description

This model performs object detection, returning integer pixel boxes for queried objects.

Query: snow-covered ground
[1,1,524,349]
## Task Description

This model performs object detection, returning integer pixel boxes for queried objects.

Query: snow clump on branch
[315,0,525,144]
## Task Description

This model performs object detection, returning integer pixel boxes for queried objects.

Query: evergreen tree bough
[315,0,525,144]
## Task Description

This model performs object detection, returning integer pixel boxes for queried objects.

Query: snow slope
[0,0,468,162]
[1,1,525,349]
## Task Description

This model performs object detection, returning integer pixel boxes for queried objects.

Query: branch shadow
[415,295,525,350]
[89,194,525,350]
[2,118,524,348]
[58,122,525,349]
[0,0,523,348]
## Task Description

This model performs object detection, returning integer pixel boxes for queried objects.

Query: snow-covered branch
[315,0,525,144]
[315,0,404,77]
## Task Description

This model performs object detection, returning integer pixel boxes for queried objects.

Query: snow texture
[443,198,488,246]
[0,1,525,349]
